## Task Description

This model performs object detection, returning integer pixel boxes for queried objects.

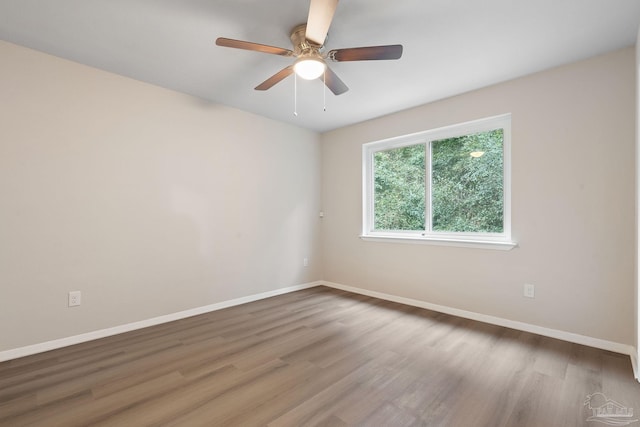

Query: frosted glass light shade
[294,58,326,80]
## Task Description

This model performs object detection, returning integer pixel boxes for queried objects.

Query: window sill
[359,234,518,251]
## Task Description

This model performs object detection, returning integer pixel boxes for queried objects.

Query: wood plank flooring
[1,286,639,426]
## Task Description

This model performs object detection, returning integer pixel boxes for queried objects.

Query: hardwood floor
[1,286,639,426]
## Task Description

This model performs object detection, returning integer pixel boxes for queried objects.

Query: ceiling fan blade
[323,66,348,95]
[216,37,293,56]
[255,66,295,91]
[305,0,338,46]
[328,44,403,62]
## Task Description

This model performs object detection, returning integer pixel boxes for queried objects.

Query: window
[362,114,515,249]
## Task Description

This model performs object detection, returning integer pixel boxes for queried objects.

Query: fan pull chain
[293,72,298,116]
[323,69,326,112]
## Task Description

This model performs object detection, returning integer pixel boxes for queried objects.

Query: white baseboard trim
[320,281,638,362]
[0,281,321,363]
[631,351,639,381]
[4,279,638,384]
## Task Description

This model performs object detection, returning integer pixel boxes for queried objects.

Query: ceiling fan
[215,0,403,95]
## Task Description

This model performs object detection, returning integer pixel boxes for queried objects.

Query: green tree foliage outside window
[431,129,503,233]
[372,129,503,233]
[374,144,425,230]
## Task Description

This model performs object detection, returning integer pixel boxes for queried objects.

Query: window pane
[374,144,426,231]
[431,129,503,233]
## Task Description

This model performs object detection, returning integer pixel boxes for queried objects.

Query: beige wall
[636,29,639,354]
[0,41,322,351]
[321,47,636,345]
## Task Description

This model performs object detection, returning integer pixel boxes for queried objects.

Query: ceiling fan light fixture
[216,0,403,95]
[294,57,326,80]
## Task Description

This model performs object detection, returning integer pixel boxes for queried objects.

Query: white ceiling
[1,0,639,133]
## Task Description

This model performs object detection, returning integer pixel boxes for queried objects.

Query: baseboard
[320,281,637,361]
[0,281,321,362]
[4,279,638,383]
[631,350,639,381]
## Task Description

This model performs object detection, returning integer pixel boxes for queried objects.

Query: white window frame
[361,114,516,250]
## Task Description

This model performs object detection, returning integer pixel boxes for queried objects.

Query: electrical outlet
[303,258,309,267]
[68,291,81,307]
[523,283,535,298]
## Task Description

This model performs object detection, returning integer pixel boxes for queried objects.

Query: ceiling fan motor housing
[290,24,323,56]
